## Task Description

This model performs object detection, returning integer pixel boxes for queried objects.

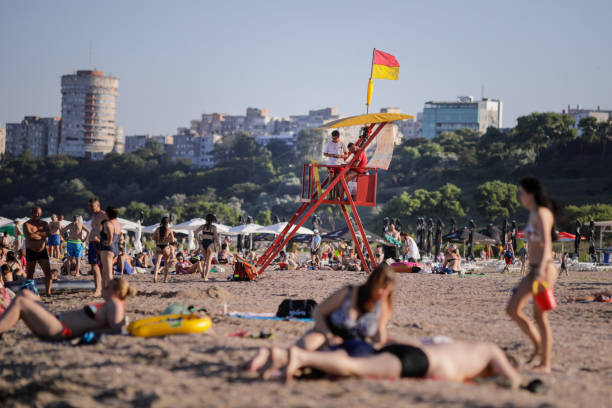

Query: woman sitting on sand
[247,264,395,373]
[262,338,522,389]
[507,178,559,373]
[0,277,134,340]
[153,216,176,283]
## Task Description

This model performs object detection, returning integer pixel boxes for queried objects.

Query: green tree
[256,209,272,225]
[295,128,326,162]
[474,180,519,222]
[513,112,576,153]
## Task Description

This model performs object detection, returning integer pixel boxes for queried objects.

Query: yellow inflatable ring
[128,314,212,337]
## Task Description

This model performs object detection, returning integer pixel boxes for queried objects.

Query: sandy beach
[1,265,611,408]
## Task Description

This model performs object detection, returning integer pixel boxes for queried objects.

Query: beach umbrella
[213,223,233,234]
[443,227,497,245]
[174,218,206,230]
[478,225,502,244]
[256,222,314,235]
[323,227,384,243]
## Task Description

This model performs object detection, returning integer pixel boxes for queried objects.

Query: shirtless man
[23,206,54,296]
[62,216,90,276]
[88,198,108,297]
[259,339,522,389]
[48,214,62,259]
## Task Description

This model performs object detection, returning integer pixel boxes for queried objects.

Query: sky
[1,0,611,135]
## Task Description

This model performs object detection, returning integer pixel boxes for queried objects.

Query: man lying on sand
[565,291,611,303]
[252,339,524,389]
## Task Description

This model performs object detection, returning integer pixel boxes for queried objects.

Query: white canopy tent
[594,220,612,248]
[229,223,264,234]
[255,222,314,235]
[174,218,233,235]
[0,217,15,228]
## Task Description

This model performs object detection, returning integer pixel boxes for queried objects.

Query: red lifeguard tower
[255,112,413,275]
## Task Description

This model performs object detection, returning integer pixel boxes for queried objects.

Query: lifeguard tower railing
[301,163,378,207]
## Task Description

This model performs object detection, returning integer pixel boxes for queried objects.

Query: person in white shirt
[322,130,348,198]
[401,232,420,262]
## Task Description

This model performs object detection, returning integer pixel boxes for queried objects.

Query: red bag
[532,280,557,311]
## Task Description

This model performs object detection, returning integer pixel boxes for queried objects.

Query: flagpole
[366,48,375,114]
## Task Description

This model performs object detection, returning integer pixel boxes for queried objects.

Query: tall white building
[59,70,119,159]
[5,116,61,158]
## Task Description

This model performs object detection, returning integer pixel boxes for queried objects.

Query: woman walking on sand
[153,216,176,283]
[194,214,219,281]
[507,178,559,373]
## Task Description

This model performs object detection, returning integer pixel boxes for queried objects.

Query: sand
[1,265,611,408]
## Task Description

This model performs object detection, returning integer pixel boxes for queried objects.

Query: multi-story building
[5,116,61,158]
[398,112,423,139]
[422,97,503,139]
[564,105,611,134]
[0,124,5,155]
[124,134,173,154]
[59,70,119,159]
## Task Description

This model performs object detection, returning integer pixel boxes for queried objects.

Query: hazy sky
[1,0,611,135]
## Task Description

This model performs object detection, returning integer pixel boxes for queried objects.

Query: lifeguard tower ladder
[255,113,413,275]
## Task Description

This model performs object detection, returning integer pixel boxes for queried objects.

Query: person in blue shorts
[48,214,62,259]
[62,216,90,276]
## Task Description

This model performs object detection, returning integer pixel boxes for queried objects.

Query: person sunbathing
[565,291,611,303]
[266,339,522,389]
[0,277,134,340]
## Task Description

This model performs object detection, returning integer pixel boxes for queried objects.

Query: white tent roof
[229,223,264,234]
[594,220,612,228]
[0,217,14,228]
[41,217,71,228]
[140,223,190,235]
[174,218,206,230]
[256,222,313,235]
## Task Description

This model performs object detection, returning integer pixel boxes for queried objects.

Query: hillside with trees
[1,112,610,233]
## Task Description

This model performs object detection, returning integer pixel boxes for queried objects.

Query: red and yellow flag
[372,50,399,80]
[367,49,399,109]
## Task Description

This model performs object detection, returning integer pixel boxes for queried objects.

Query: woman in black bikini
[153,216,176,283]
[0,277,134,340]
[99,207,123,292]
[193,214,219,281]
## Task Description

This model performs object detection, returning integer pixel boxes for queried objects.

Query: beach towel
[227,311,314,322]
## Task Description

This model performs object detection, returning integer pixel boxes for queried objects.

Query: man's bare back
[49,221,61,236]
[89,211,108,243]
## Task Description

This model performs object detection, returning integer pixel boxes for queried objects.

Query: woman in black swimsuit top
[194,214,219,281]
[245,264,396,374]
[99,207,123,293]
[153,216,176,283]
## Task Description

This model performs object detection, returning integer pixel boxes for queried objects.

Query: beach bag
[232,260,258,281]
[275,299,317,318]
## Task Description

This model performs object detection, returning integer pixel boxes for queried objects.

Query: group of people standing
[246,177,560,384]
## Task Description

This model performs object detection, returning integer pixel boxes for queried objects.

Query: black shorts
[378,344,429,378]
[311,248,321,256]
[26,248,49,262]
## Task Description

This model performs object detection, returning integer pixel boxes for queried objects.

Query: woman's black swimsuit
[200,225,216,250]
[377,344,429,378]
[100,220,120,257]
